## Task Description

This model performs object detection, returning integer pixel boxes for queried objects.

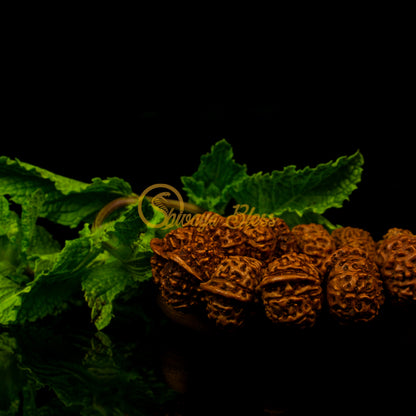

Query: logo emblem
[137,184,184,228]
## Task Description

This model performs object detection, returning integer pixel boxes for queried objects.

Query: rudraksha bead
[292,223,335,270]
[200,255,263,327]
[331,226,377,260]
[323,247,384,323]
[376,230,416,303]
[258,253,322,328]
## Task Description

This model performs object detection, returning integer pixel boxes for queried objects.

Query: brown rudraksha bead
[211,213,295,262]
[380,228,414,241]
[331,226,377,260]
[270,217,298,256]
[376,231,416,303]
[168,230,224,282]
[323,247,384,323]
[200,255,263,327]
[151,226,196,258]
[375,228,415,266]
[291,223,335,269]
[321,246,375,280]
[151,254,200,310]
[210,214,250,257]
[150,224,224,311]
[258,253,322,328]
[151,226,223,282]
[240,221,278,262]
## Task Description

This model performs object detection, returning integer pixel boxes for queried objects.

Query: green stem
[92,195,139,231]
[93,195,204,231]
[153,197,204,214]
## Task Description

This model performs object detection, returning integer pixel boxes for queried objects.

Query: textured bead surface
[292,223,335,269]
[331,226,377,260]
[376,230,416,302]
[258,253,322,328]
[200,256,263,327]
[151,255,200,310]
[326,254,384,323]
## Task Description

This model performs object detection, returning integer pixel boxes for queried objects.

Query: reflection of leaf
[3,322,175,415]
[0,333,21,415]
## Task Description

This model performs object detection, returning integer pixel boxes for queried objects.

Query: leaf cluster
[0,157,163,330]
[181,139,364,229]
[0,141,364,330]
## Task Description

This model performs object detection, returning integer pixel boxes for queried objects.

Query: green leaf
[0,196,20,244]
[80,199,162,330]
[108,202,149,247]
[181,139,248,213]
[0,275,30,325]
[230,151,364,221]
[0,198,22,280]
[20,189,45,253]
[0,156,133,228]
[0,237,100,326]
[20,238,100,323]
[0,193,59,257]
[82,260,134,330]
[27,226,61,258]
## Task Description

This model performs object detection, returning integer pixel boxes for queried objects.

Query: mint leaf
[0,192,86,326]
[0,156,133,228]
[181,141,363,229]
[82,260,134,330]
[0,275,29,325]
[14,238,95,324]
[0,197,25,282]
[230,151,364,227]
[80,199,162,329]
[19,239,98,325]
[0,196,20,244]
[0,194,59,262]
[0,184,160,328]
[27,225,61,258]
[20,189,45,253]
[0,237,100,326]
[181,139,247,213]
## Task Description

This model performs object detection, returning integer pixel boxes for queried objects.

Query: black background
[3,104,414,241]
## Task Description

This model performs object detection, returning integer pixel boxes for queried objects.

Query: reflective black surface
[2,287,415,415]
